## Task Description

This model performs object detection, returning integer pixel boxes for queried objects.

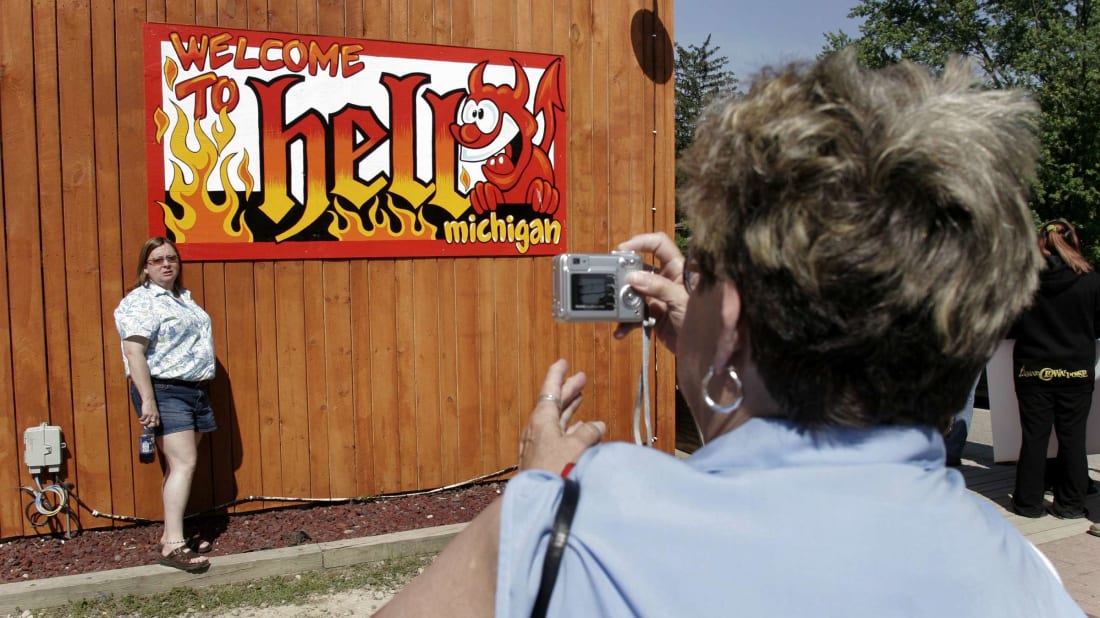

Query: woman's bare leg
[157,430,206,565]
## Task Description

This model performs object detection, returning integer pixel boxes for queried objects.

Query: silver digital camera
[552,251,645,322]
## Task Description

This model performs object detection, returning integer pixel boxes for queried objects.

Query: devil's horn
[510,59,529,103]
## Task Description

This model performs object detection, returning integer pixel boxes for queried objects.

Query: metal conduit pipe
[87,465,516,523]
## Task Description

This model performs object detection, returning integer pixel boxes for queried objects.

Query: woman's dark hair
[128,237,183,294]
[1038,219,1092,274]
[680,49,1042,430]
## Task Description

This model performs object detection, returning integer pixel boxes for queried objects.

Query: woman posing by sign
[1010,220,1100,520]
[114,237,217,572]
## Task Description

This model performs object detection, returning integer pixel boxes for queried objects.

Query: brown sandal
[156,537,212,554]
[157,544,210,572]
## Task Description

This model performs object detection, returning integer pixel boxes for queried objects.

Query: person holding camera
[114,237,216,573]
[378,50,1079,616]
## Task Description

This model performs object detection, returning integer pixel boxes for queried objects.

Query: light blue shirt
[497,418,1081,617]
[114,283,215,382]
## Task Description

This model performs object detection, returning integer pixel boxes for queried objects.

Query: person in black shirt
[1010,219,1100,519]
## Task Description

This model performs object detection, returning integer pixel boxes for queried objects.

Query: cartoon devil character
[450,57,564,214]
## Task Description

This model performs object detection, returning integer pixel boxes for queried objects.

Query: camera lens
[621,287,642,309]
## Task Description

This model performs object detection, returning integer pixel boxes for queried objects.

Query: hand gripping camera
[551,251,645,323]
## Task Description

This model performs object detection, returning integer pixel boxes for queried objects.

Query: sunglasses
[147,254,180,266]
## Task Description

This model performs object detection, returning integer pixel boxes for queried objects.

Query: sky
[673,0,865,86]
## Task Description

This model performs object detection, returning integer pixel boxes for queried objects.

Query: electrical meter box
[24,423,65,474]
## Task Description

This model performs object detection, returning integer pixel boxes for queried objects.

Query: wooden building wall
[0,0,676,539]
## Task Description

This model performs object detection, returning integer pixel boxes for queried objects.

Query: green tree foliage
[675,35,739,157]
[824,0,1100,259]
[674,36,738,245]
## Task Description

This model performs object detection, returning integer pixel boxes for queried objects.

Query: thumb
[567,420,607,446]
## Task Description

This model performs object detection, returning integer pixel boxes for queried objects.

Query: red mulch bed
[0,482,503,584]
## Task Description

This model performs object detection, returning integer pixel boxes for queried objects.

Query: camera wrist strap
[632,316,657,446]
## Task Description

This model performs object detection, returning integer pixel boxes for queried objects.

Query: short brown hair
[680,49,1042,428]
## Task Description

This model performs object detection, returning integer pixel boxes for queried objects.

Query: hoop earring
[702,365,743,414]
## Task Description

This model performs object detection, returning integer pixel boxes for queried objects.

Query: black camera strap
[530,477,580,618]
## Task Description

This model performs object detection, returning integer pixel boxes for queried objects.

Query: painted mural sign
[143,24,567,260]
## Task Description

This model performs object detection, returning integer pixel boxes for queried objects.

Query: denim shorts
[130,381,217,436]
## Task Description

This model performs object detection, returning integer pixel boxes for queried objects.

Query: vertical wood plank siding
[0,0,677,539]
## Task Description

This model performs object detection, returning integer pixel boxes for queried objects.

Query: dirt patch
[0,482,503,584]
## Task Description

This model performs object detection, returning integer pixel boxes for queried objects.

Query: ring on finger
[537,393,562,407]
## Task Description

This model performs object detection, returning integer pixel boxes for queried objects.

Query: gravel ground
[1,482,502,584]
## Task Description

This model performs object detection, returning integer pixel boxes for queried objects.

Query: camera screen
[570,273,616,311]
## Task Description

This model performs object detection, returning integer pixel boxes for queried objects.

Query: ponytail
[1038,219,1093,274]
